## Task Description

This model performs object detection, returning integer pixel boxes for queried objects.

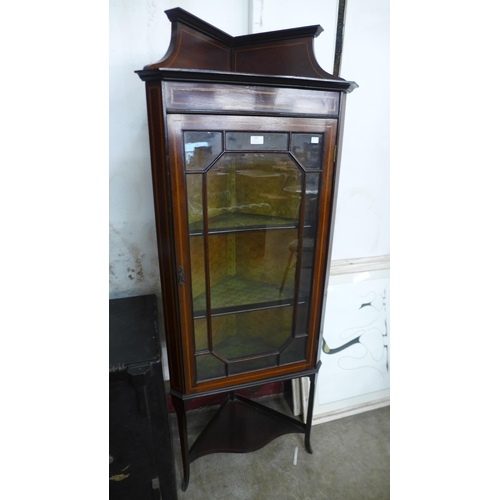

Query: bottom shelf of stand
[188,393,307,463]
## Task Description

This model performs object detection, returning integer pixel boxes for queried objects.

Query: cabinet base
[171,370,318,491]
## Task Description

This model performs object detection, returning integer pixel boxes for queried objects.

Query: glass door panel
[235,230,297,301]
[226,132,288,151]
[187,174,204,230]
[196,306,293,382]
[228,356,278,376]
[294,173,321,336]
[189,235,206,312]
[291,133,323,169]
[184,131,222,170]
[193,318,208,353]
[187,173,210,353]
[200,228,298,315]
[279,337,307,365]
[181,122,331,384]
[205,153,302,232]
[196,353,226,381]
[211,306,293,359]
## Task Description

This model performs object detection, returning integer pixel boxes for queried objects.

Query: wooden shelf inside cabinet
[189,213,300,235]
[192,275,295,317]
[136,7,357,491]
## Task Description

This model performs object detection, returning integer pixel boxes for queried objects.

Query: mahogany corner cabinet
[136,8,357,491]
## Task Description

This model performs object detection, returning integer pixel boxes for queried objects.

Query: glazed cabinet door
[167,114,337,394]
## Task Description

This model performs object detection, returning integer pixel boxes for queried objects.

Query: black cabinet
[109,295,177,500]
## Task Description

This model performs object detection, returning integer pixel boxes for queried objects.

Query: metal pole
[333,0,348,77]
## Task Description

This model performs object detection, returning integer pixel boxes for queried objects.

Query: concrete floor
[169,394,390,500]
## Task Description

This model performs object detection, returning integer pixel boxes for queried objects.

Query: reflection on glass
[190,235,210,352]
[192,230,298,316]
[196,353,226,382]
[186,174,203,227]
[226,132,288,151]
[211,306,293,360]
[280,337,307,365]
[185,131,222,170]
[292,133,323,169]
[304,173,320,225]
[294,173,320,336]
[295,302,309,336]
[203,153,302,232]
[189,235,207,315]
[193,318,208,352]
[228,355,278,375]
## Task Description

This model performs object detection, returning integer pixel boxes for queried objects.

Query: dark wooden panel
[234,39,332,79]
[163,82,339,116]
[144,83,185,394]
[140,7,358,91]
[147,25,231,72]
[138,68,358,93]
[188,394,306,461]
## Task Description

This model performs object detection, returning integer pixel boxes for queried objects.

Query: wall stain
[126,254,145,282]
[109,223,159,293]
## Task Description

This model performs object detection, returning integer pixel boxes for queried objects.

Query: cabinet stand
[171,369,318,491]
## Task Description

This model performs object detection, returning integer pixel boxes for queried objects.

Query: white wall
[251,0,390,260]
[331,0,390,259]
[248,0,336,74]
[109,0,251,378]
[109,1,250,303]
[109,0,389,379]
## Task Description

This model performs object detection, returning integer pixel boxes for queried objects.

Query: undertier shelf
[192,275,296,317]
[189,212,299,235]
[188,393,307,463]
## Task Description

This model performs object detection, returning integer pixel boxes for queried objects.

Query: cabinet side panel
[316,94,347,366]
[145,82,184,393]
